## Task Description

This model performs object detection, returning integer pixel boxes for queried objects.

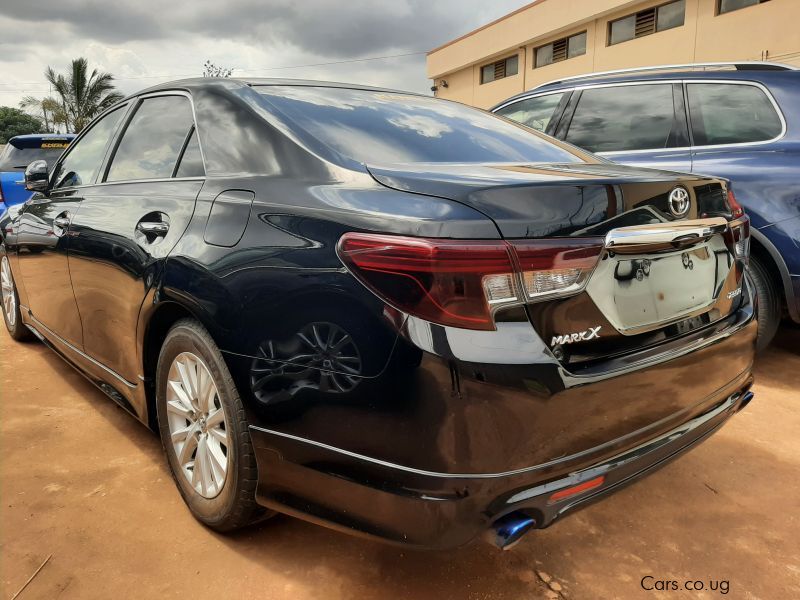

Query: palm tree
[19,96,68,132]
[45,58,124,133]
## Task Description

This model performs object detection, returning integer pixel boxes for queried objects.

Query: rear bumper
[246,271,757,549]
[249,368,754,549]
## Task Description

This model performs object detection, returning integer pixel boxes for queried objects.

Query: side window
[106,96,195,182]
[687,83,782,146]
[175,129,205,178]
[565,84,676,153]
[495,93,566,132]
[52,107,126,189]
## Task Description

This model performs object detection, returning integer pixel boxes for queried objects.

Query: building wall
[428,0,800,109]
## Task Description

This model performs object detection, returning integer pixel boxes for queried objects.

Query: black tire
[748,255,780,352]
[155,318,269,531]
[0,246,33,342]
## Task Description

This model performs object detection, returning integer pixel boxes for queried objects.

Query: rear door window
[174,129,205,178]
[106,95,195,182]
[687,83,783,146]
[564,84,678,153]
[494,93,566,133]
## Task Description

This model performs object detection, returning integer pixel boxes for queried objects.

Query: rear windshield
[256,86,585,165]
[0,139,71,171]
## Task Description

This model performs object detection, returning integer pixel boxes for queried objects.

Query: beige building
[427,0,800,108]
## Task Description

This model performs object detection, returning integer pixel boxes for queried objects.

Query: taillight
[726,188,745,219]
[512,239,605,301]
[730,217,750,262]
[337,233,604,331]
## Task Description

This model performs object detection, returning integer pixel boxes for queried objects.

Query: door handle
[136,221,170,236]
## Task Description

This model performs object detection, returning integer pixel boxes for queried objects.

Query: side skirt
[21,307,147,424]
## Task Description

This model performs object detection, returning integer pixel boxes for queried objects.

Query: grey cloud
[1,1,165,42]
[180,0,475,57]
[0,0,528,107]
[2,0,524,56]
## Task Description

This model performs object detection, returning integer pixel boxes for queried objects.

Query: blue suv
[493,62,799,350]
[0,134,74,213]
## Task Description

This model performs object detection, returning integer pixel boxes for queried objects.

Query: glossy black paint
[2,78,756,549]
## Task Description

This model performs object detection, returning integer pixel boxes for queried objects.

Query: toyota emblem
[668,186,690,218]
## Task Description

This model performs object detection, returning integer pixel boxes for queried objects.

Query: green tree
[45,57,124,133]
[19,96,68,132]
[0,107,44,143]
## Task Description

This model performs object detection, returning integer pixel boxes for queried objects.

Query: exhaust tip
[484,512,536,550]
[737,391,754,412]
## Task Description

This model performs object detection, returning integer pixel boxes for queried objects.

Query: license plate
[588,239,732,334]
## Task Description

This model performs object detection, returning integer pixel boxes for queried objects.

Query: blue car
[0,134,74,212]
[492,62,800,350]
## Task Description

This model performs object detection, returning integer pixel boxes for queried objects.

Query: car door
[561,82,692,173]
[15,106,129,348]
[67,92,205,390]
[685,80,788,228]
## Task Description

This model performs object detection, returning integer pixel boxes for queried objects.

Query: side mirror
[24,160,49,193]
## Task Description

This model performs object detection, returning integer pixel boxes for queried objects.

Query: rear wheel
[155,318,268,531]
[1,251,32,341]
[748,255,780,352]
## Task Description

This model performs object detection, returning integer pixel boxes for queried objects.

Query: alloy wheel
[1,256,17,328]
[166,352,229,498]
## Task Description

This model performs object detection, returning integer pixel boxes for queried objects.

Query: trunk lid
[369,161,748,365]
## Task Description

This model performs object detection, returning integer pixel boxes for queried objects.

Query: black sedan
[0,78,755,550]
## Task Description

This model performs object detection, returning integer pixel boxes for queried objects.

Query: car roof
[495,62,800,108]
[129,77,425,101]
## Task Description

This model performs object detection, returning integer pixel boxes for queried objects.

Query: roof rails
[539,61,798,87]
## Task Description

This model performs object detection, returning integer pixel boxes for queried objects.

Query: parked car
[0,79,755,550]
[492,62,800,351]
[0,134,74,215]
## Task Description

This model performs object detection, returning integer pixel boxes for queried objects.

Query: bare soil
[2,325,799,599]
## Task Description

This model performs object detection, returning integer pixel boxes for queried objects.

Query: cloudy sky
[0,0,528,109]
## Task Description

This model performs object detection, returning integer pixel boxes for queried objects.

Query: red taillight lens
[338,233,604,330]
[726,188,744,219]
[337,233,515,330]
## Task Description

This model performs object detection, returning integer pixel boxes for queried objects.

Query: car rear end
[246,86,756,549]
[0,135,73,214]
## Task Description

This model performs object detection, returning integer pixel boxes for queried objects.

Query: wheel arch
[138,296,215,430]
[749,227,799,322]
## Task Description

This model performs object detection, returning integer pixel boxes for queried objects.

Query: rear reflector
[547,475,605,504]
[337,233,604,330]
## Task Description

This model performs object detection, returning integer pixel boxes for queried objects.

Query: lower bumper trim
[249,378,753,548]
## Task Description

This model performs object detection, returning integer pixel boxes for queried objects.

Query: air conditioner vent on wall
[552,38,568,62]
[636,8,656,37]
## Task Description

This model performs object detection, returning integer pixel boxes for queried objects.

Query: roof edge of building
[427,0,547,56]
